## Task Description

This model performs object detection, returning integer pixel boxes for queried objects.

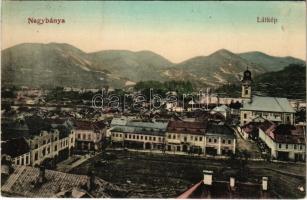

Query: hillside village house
[74,120,106,153]
[239,69,295,126]
[258,121,305,161]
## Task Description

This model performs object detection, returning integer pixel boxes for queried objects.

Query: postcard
[1,1,306,199]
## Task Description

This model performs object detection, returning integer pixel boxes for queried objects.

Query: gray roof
[241,96,295,113]
[110,120,168,136]
[206,124,235,138]
[110,117,128,126]
[126,121,168,130]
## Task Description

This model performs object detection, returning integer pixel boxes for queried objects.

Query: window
[199,137,203,141]
[133,135,135,139]
[141,136,143,140]
[35,144,38,149]
[71,138,73,143]
[177,146,181,151]
[35,152,38,161]
[168,134,171,139]
[191,136,193,140]
[42,148,46,156]
[16,159,20,165]
[82,134,86,140]
[228,140,231,144]
[88,135,91,140]
[145,136,148,140]
[285,144,288,149]
[78,134,81,139]
[286,116,290,123]
[55,145,58,151]
[47,147,50,154]
[129,135,131,139]
[195,137,198,141]
[153,137,156,141]
[149,136,152,141]
[222,139,225,144]
[278,144,282,148]
[173,135,176,139]
[184,137,187,142]
[300,145,303,150]
[244,113,247,119]
[26,156,29,164]
[125,134,127,138]
[43,140,46,145]
[294,144,297,149]
[245,89,248,95]
[137,135,139,140]
[214,139,217,143]
[209,138,212,143]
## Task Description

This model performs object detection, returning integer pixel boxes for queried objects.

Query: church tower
[241,68,252,99]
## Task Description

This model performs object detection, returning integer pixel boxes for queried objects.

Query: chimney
[203,170,213,186]
[230,177,235,189]
[38,165,46,184]
[262,177,268,191]
[87,170,95,191]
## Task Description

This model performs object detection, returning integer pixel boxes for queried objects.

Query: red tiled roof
[261,122,306,144]
[259,120,275,133]
[167,120,207,135]
[73,120,106,131]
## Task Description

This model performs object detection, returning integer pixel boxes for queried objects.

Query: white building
[259,121,305,161]
[109,118,236,156]
[74,120,107,152]
[239,69,295,125]
[2,127,76,167]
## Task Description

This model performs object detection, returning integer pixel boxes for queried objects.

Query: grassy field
[71,150,305,198]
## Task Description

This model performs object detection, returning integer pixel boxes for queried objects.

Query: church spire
[241,68,252,99]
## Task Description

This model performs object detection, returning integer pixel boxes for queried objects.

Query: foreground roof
[1,165,122,198]
[241,96,295,113]
[178,180,273,198]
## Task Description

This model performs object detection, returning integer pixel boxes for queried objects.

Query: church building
[240,69,295,125]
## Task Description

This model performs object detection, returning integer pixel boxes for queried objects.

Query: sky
[2,1,306,62]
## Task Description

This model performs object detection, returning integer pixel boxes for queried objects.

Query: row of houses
[238,68,305,161]
[240,119,306,161]
[108,117,236,156]
[2,129,76,167]
[1,119,107,167]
